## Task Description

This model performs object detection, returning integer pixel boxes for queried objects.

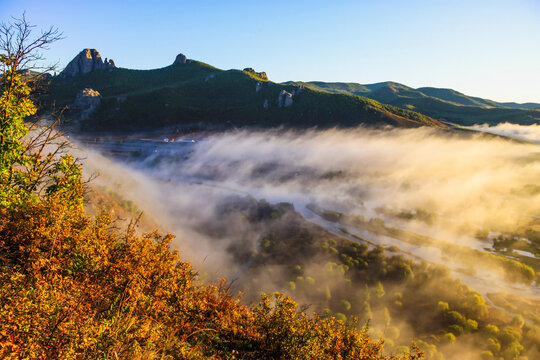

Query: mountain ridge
[44,49,540,133]
[287,81,540,126]
[42,49,445,133]
[286,81,540,110]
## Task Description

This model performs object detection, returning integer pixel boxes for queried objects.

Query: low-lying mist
[469,122,540,144]
[78,126,539,289]
[145,127,539,237]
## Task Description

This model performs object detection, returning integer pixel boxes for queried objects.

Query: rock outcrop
[60,49,116,77]
[277,90,293,108]
[71,88,101,120]
[173,53,188,65]
[243,68,268,81]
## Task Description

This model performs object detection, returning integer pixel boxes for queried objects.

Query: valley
[73,127,540,360]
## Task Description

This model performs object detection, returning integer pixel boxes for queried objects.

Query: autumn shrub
[0,196,426,359]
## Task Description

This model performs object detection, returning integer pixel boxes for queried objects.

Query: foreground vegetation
[2,199,423,359]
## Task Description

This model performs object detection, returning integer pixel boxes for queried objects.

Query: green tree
[0,15,82,210]
[374,281,385,298]
[442,333,456,344]
[383,306,391,328]
[510,315,525,329]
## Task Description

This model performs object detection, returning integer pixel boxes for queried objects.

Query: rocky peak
[60,49,116,77]
[173,53,188,65]
[104,57,115,67]
[243,67,268,81]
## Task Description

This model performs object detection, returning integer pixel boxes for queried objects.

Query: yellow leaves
[0,196,421,360]
[124,318,136,334]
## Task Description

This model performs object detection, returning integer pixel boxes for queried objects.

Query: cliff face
[70,88,102,120]
[60,49,115,77]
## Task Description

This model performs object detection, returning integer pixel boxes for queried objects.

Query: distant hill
[41,50,445,134]
[289,81,540,126]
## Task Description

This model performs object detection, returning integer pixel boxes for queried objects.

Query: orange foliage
[0,197,423,359]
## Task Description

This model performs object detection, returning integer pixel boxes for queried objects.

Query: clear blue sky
[2,0,539,103]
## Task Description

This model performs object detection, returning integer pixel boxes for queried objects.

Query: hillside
[41,50,445,133]
[291,81,540,126]
[3,189,429,359]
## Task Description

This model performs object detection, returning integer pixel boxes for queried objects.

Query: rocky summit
[173,53,188,65]
[60,49,115,77]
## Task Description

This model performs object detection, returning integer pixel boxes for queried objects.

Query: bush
[446,310,467,327]
[287,281,296,291]
[480,350,494,360]
[502,341,524,360]
[448,325,464,336]
[466,319,478,332]
[483,324,500,337]
[437,301,449,312]
[442,333,456,344]
[374,281,385,298]
[499,327,522,346]
[341,300,352,312]
[511,315,525,329]
[386,326,401,341]
[487,337,501,353]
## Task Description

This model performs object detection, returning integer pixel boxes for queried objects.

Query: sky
[1,0,539,103]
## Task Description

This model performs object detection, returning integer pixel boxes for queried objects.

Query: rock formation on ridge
[243,67,268,81]
[60,49,116,77]
[173,53,188,65]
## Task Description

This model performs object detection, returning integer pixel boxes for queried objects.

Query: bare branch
[0,14,64,74]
